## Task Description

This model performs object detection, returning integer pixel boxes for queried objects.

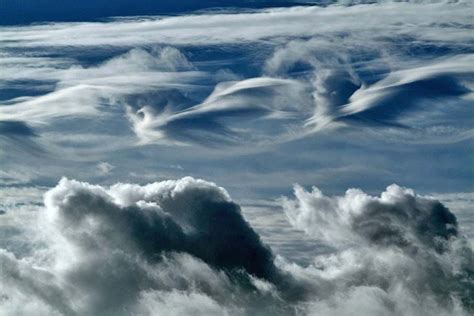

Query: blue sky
[1,1,473,315]
[1,0,320,25]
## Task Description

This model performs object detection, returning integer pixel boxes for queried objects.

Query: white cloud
[0,47,205,126]
[127,76,312,145]
[0,1,472,149]
[1,2,472,48]
[97,162,115,175]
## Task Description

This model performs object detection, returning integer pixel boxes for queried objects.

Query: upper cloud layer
[1,2,472,47]
[0,1,472,151]
[127,76,312,145]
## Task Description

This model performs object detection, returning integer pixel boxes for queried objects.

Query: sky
[0,1,473,315]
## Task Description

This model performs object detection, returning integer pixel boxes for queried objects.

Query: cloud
[1,178,472,315]
[0,47,203,125]
[1,2,472,48]
[0,170,37,186]
[429,192,474,247]
[127,76,312,145]
[1,177,295,315]
[281,183,473,314]
[45,177,276,278]
[97,162,115,175]
[0,46,211,157]
[265,38,474,132]
[334,55,474,128]
[283,183,462,247]
[1,1,472,150]
[1,46,313,147]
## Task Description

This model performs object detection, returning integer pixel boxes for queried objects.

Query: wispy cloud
[0,0,472,195]
[1,1,472,150]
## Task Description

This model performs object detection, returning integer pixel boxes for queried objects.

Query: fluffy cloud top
[45,177,276,279]
[1,177,472,315]
[283,184,460,247]
[282,183,473,315]
[2,177,293,315]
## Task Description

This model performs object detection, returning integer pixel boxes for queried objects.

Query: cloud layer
[1,177,472,315]
[1,1,472,151]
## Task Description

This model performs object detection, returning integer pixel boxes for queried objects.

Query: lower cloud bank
[1,177,473,315]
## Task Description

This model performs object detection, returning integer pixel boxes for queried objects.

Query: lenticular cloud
[2,1,472,150]
[1,178,472,315]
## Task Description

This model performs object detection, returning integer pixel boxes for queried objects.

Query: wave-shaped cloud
[1,177,472,315]
[127,76,312,145]
[0,1,472,150]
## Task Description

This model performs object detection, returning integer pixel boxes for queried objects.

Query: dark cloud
[51,177,276,279]
[2,177,298,315]
[1,178,472,315]
[351,193,458,250]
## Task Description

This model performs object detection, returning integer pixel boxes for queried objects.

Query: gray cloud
[46,177,276,279]
[1,178,472,315]
[282,183,473,314]
[1,177,296,315]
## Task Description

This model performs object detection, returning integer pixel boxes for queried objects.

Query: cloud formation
[2,2,472,48]
[0,1,472,150]
[282,183,474,315]
[127,77,312,145]
[1,177,472,315]
[2,177,290,315]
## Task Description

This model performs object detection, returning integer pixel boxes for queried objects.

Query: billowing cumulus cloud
[45,177,276,279]
[1,177,299,315]
[1,177,472,315]
[282,183,474,315]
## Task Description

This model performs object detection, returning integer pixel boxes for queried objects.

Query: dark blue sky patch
[0,0,316,25]
[0,120,37,137]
